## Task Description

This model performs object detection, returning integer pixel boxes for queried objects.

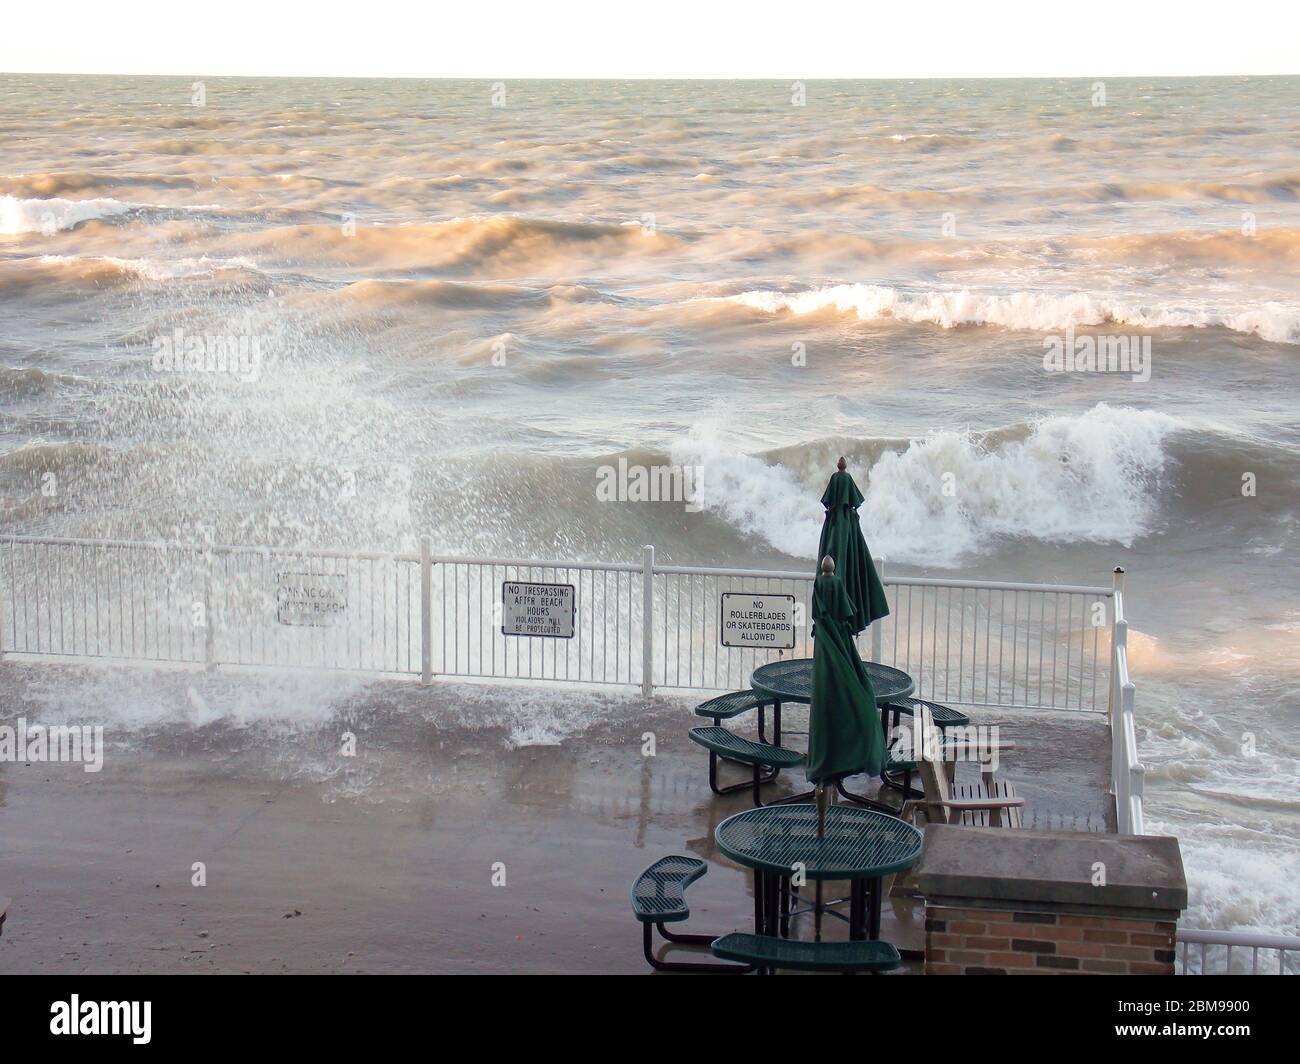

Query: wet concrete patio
[0,662,1112,973]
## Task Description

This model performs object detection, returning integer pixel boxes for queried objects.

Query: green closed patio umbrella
[807,555,885,938]
[813,458,889,637]
[808,555,885,790]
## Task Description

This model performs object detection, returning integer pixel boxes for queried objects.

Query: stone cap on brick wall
[914,825,1186,921]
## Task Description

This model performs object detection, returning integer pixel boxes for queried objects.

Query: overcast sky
[3,0,1296,79]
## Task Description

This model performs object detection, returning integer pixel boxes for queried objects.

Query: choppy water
[0,75,1297,934]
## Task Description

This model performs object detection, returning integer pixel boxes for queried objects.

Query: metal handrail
[2,535,1114,593]
[1177,928,1300,975]
[0,533,1127,713]
[654,559,1112,596]
[432,553,641,573]
[1106,568,1145,835]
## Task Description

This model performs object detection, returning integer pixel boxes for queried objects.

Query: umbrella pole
[814,783,827,941]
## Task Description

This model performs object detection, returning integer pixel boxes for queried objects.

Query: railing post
[1109,565,1130,831]
[1110,617,1127,795]
[641,544,654,698]
[420,535,433,685]
[1124,680,1143,834]
[870,555,885,662]
[1107,566,1125,721]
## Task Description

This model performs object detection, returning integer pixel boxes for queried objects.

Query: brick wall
[924,904,1177,975]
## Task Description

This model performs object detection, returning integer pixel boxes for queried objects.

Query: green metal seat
[885,696,971,730]
[695,689,783,749]
[710,932,901,973]
[694,690,770,722]
[689,727,805,769]
[690,726,808,808]
[630,855,707,924]
[631,856,751,973]
[881,699,975,797]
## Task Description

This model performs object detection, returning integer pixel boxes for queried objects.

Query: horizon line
[3,69,1298,82]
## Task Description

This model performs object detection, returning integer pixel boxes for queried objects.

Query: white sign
[501,581,575,639]
[277,571,347,627]
[720,594,796,649]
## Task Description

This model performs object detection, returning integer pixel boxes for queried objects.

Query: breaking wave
[721,284,1300,345]
[0,194,133,234]
[674,405,1182,566]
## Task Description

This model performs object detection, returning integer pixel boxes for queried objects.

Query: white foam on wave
[675,404,1179,567]
[1134,667,1300,938]
[0,194,133,234]
[1146,808,1300,939]
[671,435,822,558]
[722,284,1300,345]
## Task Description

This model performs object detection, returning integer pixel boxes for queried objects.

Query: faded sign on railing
[276,571,347,627]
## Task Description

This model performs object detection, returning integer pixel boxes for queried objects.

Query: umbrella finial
[821,555,834,575]
[837,456,846,471]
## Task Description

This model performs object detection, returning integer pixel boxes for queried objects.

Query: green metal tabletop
[751,658,914,707]
[714,804,923,880]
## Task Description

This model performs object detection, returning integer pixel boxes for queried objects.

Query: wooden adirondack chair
[900,705,1024,828]
[888,706,1024,900]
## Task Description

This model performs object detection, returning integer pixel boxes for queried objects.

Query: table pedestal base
[751,870,884,955]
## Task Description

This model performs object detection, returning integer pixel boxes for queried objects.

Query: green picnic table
[751,657,914,709]
[751,658,915,809]
[715,803,923,945]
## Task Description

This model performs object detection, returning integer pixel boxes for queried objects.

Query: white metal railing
[0,535,1120,714]
[1108,568,1145,835]
[0,535,423,674]
[650,559,1113,712]
[0,533,1154,840]
[1176,929,1300,975]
